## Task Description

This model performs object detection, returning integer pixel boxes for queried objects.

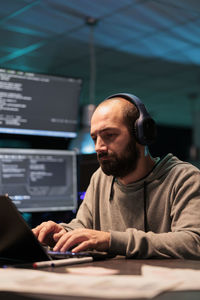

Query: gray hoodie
[62,154,200,259]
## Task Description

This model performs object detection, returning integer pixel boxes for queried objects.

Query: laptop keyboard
[47,249,92,260]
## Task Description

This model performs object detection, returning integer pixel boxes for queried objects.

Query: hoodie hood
[145,153,188,182]
[115,153,190,192]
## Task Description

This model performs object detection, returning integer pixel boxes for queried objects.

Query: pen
[33,257,93,268]
[3,256,93,269]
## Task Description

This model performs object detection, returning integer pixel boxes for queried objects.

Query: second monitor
[0,148,77,212]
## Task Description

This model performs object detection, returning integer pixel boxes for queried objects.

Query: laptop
[0,195,107,266]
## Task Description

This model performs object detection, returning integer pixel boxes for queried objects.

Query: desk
[1,257,200,300]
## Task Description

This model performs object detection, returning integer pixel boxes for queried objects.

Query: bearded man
[33,93,200,259]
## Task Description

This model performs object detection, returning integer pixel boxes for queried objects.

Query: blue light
[69,130,95,154]
[79,191,86,200]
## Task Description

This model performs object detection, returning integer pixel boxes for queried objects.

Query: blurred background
[0,0,199,224]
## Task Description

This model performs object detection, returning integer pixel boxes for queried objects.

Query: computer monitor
[0,148,77,212]
[0,68,82,138]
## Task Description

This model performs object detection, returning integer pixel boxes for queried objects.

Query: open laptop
[0,195,107,266]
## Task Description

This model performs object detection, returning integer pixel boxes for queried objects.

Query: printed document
[0,267,180,299]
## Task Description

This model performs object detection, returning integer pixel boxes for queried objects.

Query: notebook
[0,195,96,266]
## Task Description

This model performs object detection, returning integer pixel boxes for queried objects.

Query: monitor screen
[0,68,82,138]
[0,148,77,212]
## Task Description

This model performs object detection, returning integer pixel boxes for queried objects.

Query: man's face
[97,134,139,178]
[90,101,140,178]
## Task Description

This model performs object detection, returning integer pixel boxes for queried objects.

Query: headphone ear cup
[133,116,157,145]
[139,117,157,145]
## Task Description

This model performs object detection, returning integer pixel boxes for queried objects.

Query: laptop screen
[0,195,50,264]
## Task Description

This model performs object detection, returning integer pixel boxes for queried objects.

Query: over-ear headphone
[106,93,157,145]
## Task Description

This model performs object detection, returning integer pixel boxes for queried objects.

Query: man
[33,93,200,259]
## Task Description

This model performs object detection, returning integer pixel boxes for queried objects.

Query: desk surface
[1,257,200,300]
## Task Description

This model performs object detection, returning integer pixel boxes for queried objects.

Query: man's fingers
[32,221,63,244]
[32,222,46,237]
[71,240,92,253]
[47,228,110,253]
[53,231,84,252]
[53,229,67,242]
[53,229,108,252]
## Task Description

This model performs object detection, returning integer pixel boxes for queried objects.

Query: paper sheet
[0,268,179,299]
[142,265,200,291]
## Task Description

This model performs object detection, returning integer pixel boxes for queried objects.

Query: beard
[97,137,140,178]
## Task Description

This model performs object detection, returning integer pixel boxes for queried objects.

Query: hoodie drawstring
[144,181,148,232]
[109,177,115,201]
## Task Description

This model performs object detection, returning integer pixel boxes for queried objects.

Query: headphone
[106,93,157,145]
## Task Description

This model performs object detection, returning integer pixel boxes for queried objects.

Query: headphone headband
[106,93,157,145]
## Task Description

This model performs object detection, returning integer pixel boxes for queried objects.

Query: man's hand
[32,221,66,247]
[53,228,111,253]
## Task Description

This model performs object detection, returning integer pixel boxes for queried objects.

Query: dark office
[0,1,200,300]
